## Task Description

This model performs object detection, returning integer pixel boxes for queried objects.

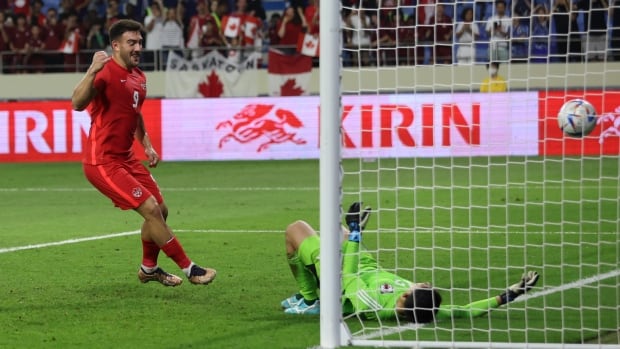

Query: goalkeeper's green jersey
[341,241,500,320]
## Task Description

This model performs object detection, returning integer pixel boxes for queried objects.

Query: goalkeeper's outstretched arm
[434,271,541,320]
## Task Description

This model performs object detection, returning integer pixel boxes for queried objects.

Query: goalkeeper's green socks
[287,254,318,301]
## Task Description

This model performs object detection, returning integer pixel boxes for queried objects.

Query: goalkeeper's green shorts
[298,235,320,266]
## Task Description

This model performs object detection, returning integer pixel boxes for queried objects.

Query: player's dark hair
[402,288,442,323]
[108,19,143,43]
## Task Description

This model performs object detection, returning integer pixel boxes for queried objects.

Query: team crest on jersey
[132,187,143,198]
[141,83,147,91]
[379,283,394,294]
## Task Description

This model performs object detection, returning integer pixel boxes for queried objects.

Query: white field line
[1,228,617,254]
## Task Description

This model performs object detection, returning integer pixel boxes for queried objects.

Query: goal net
[321,0,620,348]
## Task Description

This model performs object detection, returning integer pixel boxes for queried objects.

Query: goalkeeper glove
[345,202,372,242]
[500,271,540,304]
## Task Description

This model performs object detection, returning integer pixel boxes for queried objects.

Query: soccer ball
[557,99,598,137]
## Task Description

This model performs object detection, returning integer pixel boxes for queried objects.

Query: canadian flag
[243,15,261,46]
[297,33,319,57]
[59,29,80,54]
[267,48,313,96]
[222,15,241,38]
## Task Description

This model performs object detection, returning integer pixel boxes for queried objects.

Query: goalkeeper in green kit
[281,202,540,323]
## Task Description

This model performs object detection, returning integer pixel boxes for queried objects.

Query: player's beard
[126,51,141,68]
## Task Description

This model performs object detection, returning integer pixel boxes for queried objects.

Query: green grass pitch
[0,158,618,348]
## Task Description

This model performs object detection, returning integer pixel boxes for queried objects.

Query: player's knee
[138,197,165,221]
[286,220,309,236]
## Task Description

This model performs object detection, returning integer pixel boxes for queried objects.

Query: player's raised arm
[71,50,111,111]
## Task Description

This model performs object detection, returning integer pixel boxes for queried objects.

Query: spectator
[416,0,433,64]
[59,12,82,72]
[246,0,266,21]
[485,0,511,63]
[551,0,570,62]
[480,61,507,92]
[266,11,280,45]
[276,5,307,53]
[455,7,479,65]
[511,16,529,62]
[348,6,372,66]
[42,7,63,72]
[221,0,249,55]
[144,0,164,69]
[512,0,532,18]
[567,2,583,62]
[199,17,224,54]
[86,0,107,21]
[304,0,319,35]
[30,0,47,27]
[11,0,31,17]
[397,10,416,65]
[210,0,228,31]
[58,0,76,20]
[26,24,46,72]
[160,6,185,53]
[85,19,107,50]
[104,0,126,32]
[429,3,453,64]
[612,0,620,61]
[375,0,397,66]
[580,0,609,62]
[0,11,10,73]
[186,0,215,57]
[9,14,31,73]
[530,4,549,63]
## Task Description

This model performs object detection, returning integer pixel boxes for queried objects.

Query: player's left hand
[509,270,540,296]
[145,147,160,168]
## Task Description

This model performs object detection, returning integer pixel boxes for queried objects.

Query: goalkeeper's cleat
[509,271,540,296]
[284,299,320,315]
[281,294,304,309]
[138,267,183,287]
[188,265,217,285]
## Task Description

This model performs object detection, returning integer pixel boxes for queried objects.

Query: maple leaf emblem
[305,40,316,49]
[229,23,237,31]
[280,78,304,96]
[198,70,224,97]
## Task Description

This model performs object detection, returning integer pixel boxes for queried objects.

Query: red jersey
[84,58,147,165]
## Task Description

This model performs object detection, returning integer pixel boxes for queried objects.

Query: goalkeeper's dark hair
[109,19,143,43]
[402,288,442,323]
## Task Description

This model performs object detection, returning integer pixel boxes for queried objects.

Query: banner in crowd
[267,48,313,97]
[165,50,261,98]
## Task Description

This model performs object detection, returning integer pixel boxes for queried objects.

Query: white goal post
[319,1,620,348]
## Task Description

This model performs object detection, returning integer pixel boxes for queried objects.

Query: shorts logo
[132,187,143,198]
[380,283,394,294]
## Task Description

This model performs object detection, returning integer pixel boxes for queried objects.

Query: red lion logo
[216,104,307,152]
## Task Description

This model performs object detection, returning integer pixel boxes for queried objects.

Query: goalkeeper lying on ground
[281,202,540,323]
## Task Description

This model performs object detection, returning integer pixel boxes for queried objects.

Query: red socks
[161,236,192,269]
[141,239,160,268]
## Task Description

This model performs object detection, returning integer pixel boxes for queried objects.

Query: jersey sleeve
[93,67,108,94]
[435,296,500,320]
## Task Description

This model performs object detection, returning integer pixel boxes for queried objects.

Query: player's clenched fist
[88,50,111,74]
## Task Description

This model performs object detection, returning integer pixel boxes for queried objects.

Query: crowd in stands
[0,0,619,73]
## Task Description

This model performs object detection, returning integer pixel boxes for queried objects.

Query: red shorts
[83,158,164,210]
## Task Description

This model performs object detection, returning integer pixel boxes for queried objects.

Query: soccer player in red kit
[71,19,216,287]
